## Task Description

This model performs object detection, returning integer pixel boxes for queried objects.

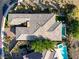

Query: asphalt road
[0,0,10,25]
[0,0,10,57]
[0,0,10,48]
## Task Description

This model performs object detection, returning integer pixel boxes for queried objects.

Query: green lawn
[73,32,79,40]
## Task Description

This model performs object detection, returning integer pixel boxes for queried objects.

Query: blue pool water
[58,44,68,59]
[58,44,63,48]
[62,27,65,36]
[62,24,66,38]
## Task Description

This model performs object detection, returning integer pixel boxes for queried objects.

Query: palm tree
[30,38,56,53]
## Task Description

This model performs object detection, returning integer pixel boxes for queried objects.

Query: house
[10,50,55,59]
[8,13,63,41]
[23,50,55,59]
[18,0,41,5]
[71,40,79,59]
[7,13,67,56]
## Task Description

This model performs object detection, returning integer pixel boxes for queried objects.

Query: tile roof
[8,14,62,41]
[23,50,55,59]
[8,13,54,37]
[48,22,61,32]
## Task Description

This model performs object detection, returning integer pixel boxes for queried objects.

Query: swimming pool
[62,24,66,38]
[58,44,68,59]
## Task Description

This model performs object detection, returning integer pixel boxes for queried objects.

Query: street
[0,0,10,55]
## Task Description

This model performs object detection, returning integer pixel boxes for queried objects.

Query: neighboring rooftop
[70,40,79,59]
[23,50,55,59]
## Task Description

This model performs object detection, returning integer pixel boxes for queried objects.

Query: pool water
[58,44,63,48]
[62,24,66,38]
[58,44,68,59]
[62,27,65,36]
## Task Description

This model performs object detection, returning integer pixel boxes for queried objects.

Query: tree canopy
[68,6,79,20]
[30,38,56,52]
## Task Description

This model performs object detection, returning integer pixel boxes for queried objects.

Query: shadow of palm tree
[9,37,18,51]
[10,26,16,34]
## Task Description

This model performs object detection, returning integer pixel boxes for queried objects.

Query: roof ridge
[48,22,61,32]
[32,14,54,33]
